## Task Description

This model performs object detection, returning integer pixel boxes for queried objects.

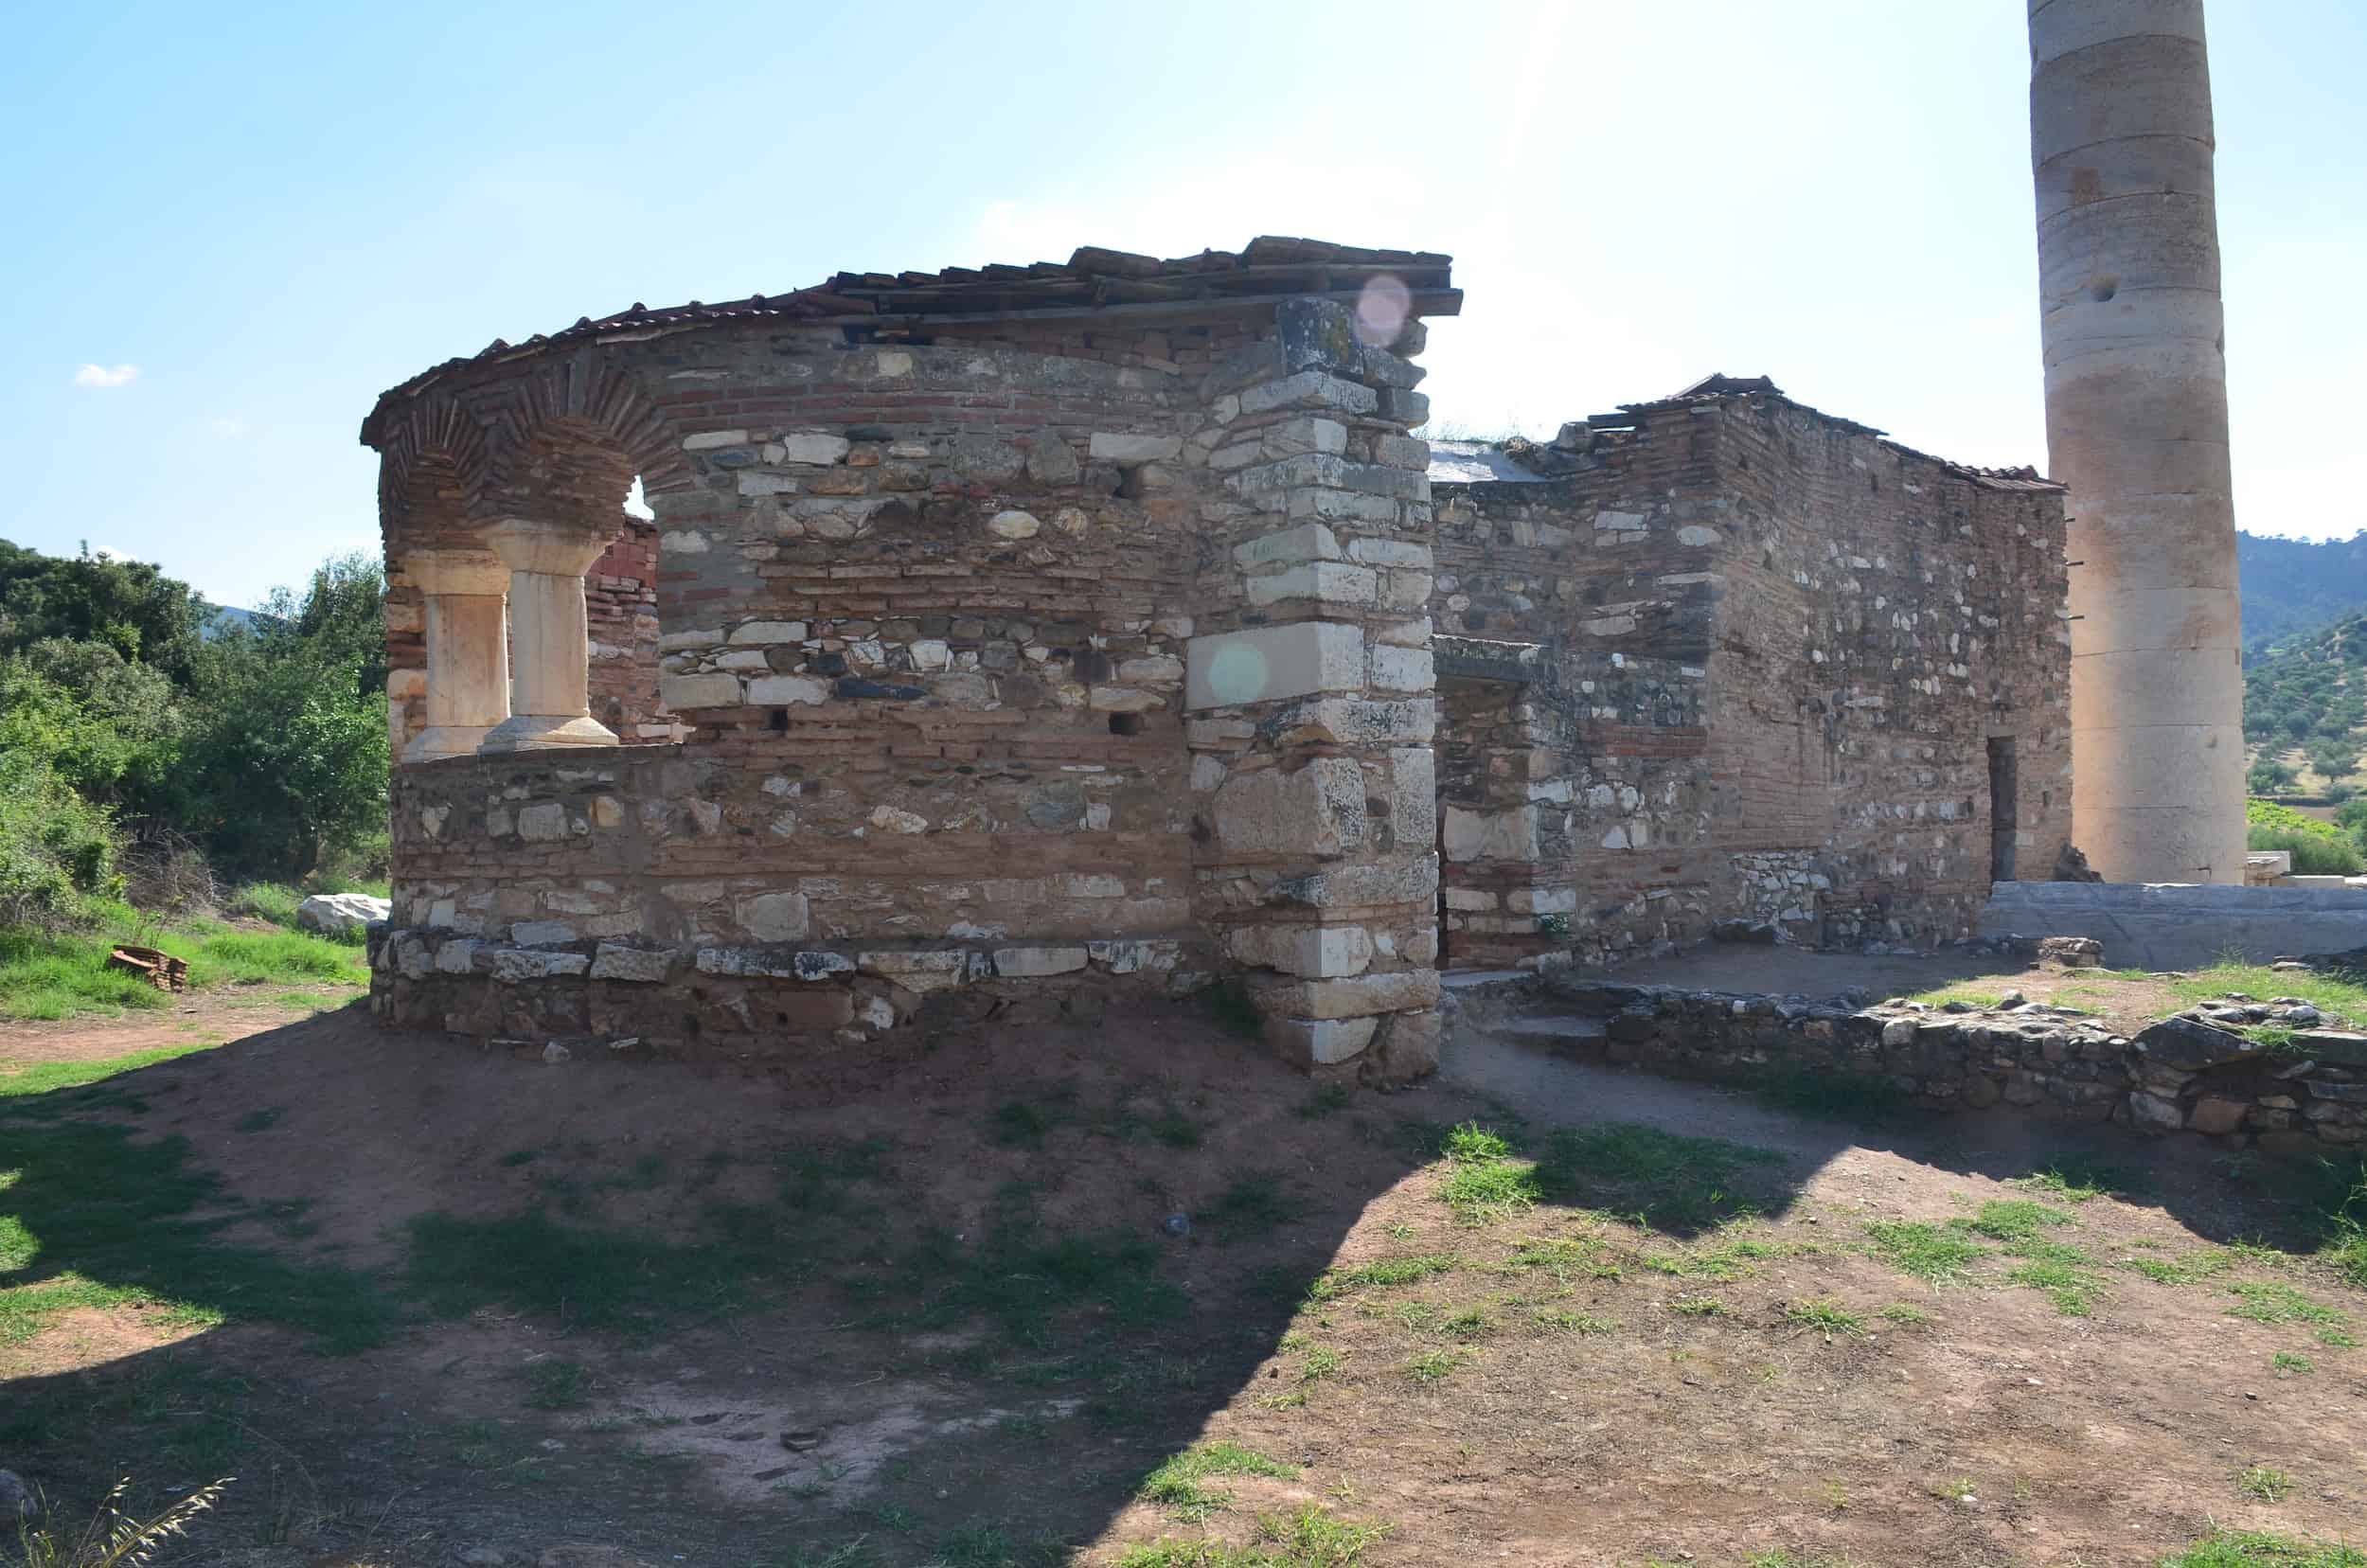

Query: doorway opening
[1987,737,2018,882]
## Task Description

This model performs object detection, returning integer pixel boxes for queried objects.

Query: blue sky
[3,0,2360,610]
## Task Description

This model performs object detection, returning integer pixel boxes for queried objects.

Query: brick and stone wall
[1427,387,2070,971]
[364,242,1455,1077]
[586,523,668,741]
[374,748,1194,1056]
[1704,396,2072,948]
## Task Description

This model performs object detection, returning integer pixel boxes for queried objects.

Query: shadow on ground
[2,998,2358,1565]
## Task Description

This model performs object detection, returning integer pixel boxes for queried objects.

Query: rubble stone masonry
[1431,387,2071,969]
[362,246,2073,1078]
[364,241,1454,1076]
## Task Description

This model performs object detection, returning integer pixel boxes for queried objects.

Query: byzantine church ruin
[362,240,2074,1077]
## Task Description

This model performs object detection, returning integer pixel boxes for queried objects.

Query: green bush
[2251,828,2364,877]
[159,555,388,882]
[2250,758,2299,793]
[2245,799,2364,874]
[0,751,123,930]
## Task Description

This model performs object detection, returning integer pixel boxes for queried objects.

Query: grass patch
[2123,1248,2238,1285]
[1641,1230,1791,1282]
[1117,1506,1388,1567]
[1878,1302,1931,1327]
[1502,1236,1621,1280]
[1783,1297,1864,1338]
[1310,1255,1458,1299]
[2323,1162,2367,1289]
[0,1042,213,1097]
[1139,1441,1297,1522]
[1532,1309,1617,1334]
[2272,1350,2315,1375]
[1960,1198,2075,1241]
[1906,988,2003,1009]
[2172,961,2367,1023]
[1436,1122,1539,1224]
[2161,1532,2367,1567]
[412,1185,1186,1345]
[2238,1466,2296,1504]
[2245,1024,2303,1053]
[0,1107,390,1351]
[1441,1305,1494,1340]
[988,1087,1077,1149]
[2226,1280,2350,1330]
[1530,1121,1785,1234]
[1294,1084,1353,1120]
[2006,1257,2107,1316]
[521,1357,590,1409]
[2014,1162,2140,1203]
[0,902,367,1021]
[1863,1221,1986,1285]
[1401,1346,1467,1383]
[1199,1172,1300,1237]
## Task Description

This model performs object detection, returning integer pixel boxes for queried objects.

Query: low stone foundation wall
[1532,976,2367,1153]
[367,924,1200,1060]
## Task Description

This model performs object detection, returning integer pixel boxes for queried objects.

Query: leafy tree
[0,538,206,685]
[0,542,390,895]
[2250,758,2299,793]
[0,748,122,928]
[0,639,184,805]
[168,554,388,881]
[255,551,387,697]
[169,653,387,880]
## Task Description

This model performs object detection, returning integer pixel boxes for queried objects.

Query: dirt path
[3,1004,2361,1567]
[0,986,357,1067]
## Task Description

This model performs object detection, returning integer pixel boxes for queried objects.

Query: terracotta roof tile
[365,236,1458,427]
[1591,375,2065,493]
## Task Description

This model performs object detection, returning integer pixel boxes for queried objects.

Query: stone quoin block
[1212,758,1368,858]
[1185,623,1367,710]
[1264,1014,1379,1067]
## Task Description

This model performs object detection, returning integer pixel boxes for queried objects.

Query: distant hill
[2244,613,2367,794]
[202,605,257,640]
[2240,531,2367,651]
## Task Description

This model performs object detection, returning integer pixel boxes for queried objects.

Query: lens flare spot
[1354,274,1412,348]
[1206,645,1273,705]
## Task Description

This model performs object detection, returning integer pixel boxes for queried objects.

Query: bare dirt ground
[3,965,2363,1568]
[0,985,354,1067]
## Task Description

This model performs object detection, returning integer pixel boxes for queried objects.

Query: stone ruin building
[362,238,2073,1079]
[1430,376,2072,970]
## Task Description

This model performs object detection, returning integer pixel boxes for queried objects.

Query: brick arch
[472,347,691,522]
[375,395,492,557]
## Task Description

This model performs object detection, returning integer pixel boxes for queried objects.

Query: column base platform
[402,724,497,762]
[479,714,619,753]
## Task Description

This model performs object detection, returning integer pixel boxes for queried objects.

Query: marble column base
[479,713,619,753]
[403,723,497,762]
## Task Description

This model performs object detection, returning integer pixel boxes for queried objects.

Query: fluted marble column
[402,550,511,761]
[2030,0,2245,882]
[479,519,618,752]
